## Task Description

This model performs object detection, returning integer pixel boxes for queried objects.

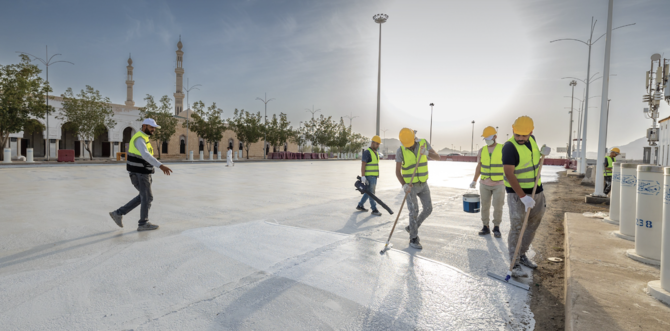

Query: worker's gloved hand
[520,195,536,212]
[541,144,551,156]
[361,176,368,185]
[420,146,429,156]
[402,183,412,194]
[470,181,477,189]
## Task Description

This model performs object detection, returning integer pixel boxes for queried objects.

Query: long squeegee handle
[383,149,423,246]
[508,155,545,273]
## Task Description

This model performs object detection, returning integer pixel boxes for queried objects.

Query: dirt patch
[530,172,609,331]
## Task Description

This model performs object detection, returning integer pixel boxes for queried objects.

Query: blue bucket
[463,193,481,213]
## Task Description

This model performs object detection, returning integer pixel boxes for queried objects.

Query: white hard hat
[142,118,161,128]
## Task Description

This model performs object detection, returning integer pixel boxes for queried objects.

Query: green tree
[290,124,308,153]
[0,55,49,160]
[138,94,177,159]
[186,101,226,155]
[330,118,350,154]
[228,109,263,159]
[23,119,46,148]
[347,133,368,155]
[312,115,336,152]
[265,112,293,151]
[58,85,116,160]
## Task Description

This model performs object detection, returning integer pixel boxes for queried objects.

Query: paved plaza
[0,161,562,330]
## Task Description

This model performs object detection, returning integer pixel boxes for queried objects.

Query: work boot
[511,264,528,278]
[409,237,423,249]
[371,209,382,216]
[478,225,490,236]
[109,211,123,228]
[519,254,537,269]
[492,226,502,238]
[137,222,159,231]
[356,205,368,212]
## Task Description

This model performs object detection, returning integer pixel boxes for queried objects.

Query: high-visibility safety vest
[127,131,155,174]
[504,136,541,189]
[401,139,429,183]
[480,144,504,181]
[364,147,379,177]
[604,156,616,176]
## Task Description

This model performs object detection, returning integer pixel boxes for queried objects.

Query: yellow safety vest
[401,139,429,183]
[127,131,155,174]
[604,156,615,176]
[504,136,542,189]
[480,144,504,181]
[364,147,379,177]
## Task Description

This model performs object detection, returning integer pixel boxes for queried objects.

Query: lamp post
[344,112,359,128]
[256,93,275,159]
[182,78,201,153]
[429,103,434,145]
[568,80,577,158]
[184,78,201,110]
[17,46,73,161]
[551,18,634,174]
[471,120,475,156]
[306,105,321,119]
[373,13,388,136]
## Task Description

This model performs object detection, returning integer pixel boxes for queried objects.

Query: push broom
[380,149,422,255]
[487,155,545,291]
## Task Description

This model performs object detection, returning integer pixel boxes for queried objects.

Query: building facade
[4,39,296,160]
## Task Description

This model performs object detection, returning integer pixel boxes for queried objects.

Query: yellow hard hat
[512,116,534,135]
[371,135,382,144]
[611,147,620,154]
[399,128,415,147]
[482,126,497,138]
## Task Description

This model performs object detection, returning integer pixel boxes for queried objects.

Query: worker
[226,146,234,167]
[502,116,550,277]
[470,126,505,238]
[395,128,441,249]
[109,118,172,231]
[357,135,382,216]
[603,147,620,195]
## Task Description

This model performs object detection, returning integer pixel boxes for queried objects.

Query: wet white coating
[0,161,562,330]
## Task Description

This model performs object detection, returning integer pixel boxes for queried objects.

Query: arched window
[199,140,204,152]
[239,141,243,150]
[180,137,185,154]
[214,142,219,154]
[284,143,288,152]
[162,141,168,154]
[228,139,233,149]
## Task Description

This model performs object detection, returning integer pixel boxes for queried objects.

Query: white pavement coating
[0,161,563,330]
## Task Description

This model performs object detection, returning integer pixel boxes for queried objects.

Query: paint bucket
[463,193,481,213]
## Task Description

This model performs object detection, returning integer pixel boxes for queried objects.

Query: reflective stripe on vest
[401,139,429,183]
[364,147,379,177]
[503,136,542,189]
[126,131,155,174]
[604,156,615,176]
[480,144,504,181]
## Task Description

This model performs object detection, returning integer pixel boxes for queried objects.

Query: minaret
[125,55,135,107]
[174,37,185,115]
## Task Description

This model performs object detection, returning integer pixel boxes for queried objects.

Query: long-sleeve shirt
[134,138,162,168]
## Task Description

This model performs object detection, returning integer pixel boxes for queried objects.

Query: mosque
[4,39,296,161]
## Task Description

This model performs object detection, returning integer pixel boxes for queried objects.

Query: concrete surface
[626,249,662,266]
[564,212,670,331]
[647,280,670,306]
[0,161,563,330]
[585,195,610,205]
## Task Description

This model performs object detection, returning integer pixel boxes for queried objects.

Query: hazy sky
[2,0,669,152]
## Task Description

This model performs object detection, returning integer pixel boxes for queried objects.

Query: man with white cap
[471,126,505,238]
[109,118,172,231]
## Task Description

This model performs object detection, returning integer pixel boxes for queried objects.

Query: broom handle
[384,148,423,245]
[508,155,546,272]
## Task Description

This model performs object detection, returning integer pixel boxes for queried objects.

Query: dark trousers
[116,173,153,225]
[604,176,612,195]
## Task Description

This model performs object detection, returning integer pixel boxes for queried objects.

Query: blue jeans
[358,176,378,210]
[116,173,153,226]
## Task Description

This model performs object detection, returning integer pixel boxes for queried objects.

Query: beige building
[4,38,297,160]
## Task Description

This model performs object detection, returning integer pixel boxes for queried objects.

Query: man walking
[357,136,382,216]
[604,147,619,195]
[226,146,234,167]
[503,116,550,277]
[109,118,172,231]
[395,128,441,249]
[471,126,505,238]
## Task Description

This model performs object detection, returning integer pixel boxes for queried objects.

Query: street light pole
[256,93,275,159]
[471,120,475,156]
[183,78,201,154]
[594,0,615,197]
[344,112,359,128]
[373,14,388,136]
[429,103,434,145]
[17,46,73,161]
[568,80,577,158]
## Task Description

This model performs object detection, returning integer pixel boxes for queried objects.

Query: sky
[1,0,669,153]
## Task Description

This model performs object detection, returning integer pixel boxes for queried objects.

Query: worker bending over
[503,116,550,277]
[471,126,505,238]
[395,128,441,249]
[603,147,619,195]
[357,136,383,216]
